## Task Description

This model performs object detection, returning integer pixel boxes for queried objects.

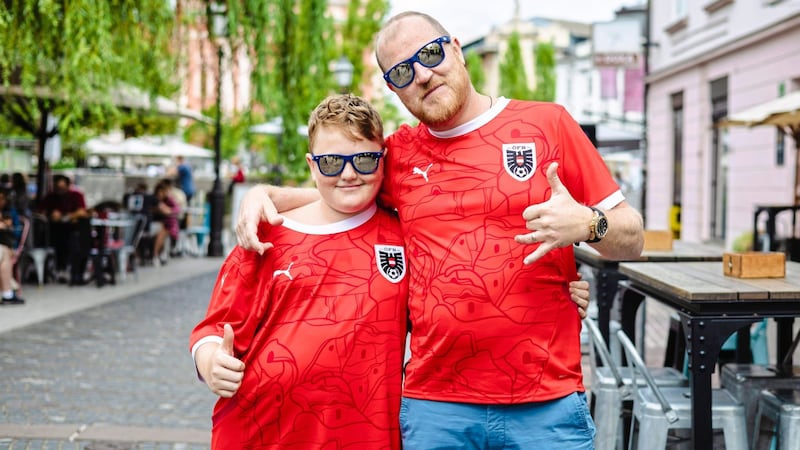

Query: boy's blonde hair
[307,94,384,151]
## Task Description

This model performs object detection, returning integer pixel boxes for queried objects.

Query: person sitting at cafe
[151,181,180,267]
[36,174,90,284]
[0,190,23,304]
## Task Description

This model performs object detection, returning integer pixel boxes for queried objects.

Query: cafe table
[574,241,725,346]
[616,260,800,450]
[89,216,136,286]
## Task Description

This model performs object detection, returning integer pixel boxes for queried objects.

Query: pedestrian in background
[168,155,195,205]
[234,10,643,449]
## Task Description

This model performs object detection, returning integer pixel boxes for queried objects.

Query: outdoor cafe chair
[721,326,800,444]
[583,318,687,450]
[616,328,748,450]
[752,388,800,450]
[19,213,57,286]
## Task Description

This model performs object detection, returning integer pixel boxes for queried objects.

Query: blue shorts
[399,392,596,450]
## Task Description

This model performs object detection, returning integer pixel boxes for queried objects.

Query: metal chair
[178,204,209,257]
[108,213,149,282]
[752,389,800,450]
[616,328,748,450]
[721,328,800,443]
[584,318,687,450]
[19,213,56,286]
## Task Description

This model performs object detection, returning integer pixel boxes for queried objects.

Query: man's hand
[569,274,591,319]
[515,162,591,265]
[198,324,245,398]
[235,185,283,254]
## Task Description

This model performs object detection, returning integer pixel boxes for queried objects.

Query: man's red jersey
[190,205,408,449]
[381,99,622,404]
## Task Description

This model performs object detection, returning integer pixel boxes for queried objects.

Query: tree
[533,42,556,102]
[0,0,180,198]
[222,0,387,182]
[465,50,486,93]
[498,31,533,100]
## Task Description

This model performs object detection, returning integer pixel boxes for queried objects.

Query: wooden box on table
[723,252,785,278]
[643,230,674,251]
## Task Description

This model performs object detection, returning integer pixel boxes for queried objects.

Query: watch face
[596,216,608,238]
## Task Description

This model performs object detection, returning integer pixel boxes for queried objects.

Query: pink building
[646,0,800,251]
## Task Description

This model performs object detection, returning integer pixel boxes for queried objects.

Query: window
[674,0,688,19]
[710,77,729,240]
[704,0,734,14]
[665,0,689,34]
[671,92,684,239]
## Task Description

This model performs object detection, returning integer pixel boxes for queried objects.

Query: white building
[646,0,800,254]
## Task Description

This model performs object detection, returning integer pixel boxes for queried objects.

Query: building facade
[646,0,800,248]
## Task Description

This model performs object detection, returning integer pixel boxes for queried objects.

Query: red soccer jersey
[381,99,622,404]
[190,205,408,449]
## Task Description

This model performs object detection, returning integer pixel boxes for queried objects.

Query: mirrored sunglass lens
[418,43,444,66]
[353,154,380,172]
[389,64,413,87]
[318,155,344,174]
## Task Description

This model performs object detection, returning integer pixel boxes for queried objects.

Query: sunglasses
[311,151,385,176]
[383,36,451,89]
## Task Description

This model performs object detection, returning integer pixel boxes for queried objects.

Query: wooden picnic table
[574,241,725,346]
[616,260,800,450]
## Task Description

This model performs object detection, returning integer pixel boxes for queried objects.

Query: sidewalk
[0,254,225,336]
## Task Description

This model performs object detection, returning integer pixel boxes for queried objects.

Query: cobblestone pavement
[0,272,219,448]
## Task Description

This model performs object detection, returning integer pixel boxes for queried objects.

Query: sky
[388,0,642,42]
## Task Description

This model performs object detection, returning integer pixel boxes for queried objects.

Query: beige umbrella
[719,91,800,205]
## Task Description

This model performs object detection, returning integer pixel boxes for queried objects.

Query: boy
[190,94,408,449]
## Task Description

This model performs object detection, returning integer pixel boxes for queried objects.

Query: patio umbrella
[0,83,212,201]
[719,91,800,205]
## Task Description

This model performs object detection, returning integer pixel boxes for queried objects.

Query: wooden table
[574,241,725,346]
[617,260,800,450]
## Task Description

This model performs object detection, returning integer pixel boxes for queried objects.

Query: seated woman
[151,181,180,266]
[0,191,23,304]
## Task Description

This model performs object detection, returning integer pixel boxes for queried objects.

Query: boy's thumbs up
[221,323,235,356]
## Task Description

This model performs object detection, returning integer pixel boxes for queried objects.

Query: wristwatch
[586,207,608,243]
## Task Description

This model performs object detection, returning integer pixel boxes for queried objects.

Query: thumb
[220,323,235,356]
[546,162,566,194]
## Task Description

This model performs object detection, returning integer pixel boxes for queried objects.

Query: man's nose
[413,62,434,85]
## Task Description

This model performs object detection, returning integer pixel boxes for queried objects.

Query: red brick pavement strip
[0,424,209,445]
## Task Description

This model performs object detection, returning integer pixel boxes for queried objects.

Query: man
[37,174,90,285]
[236,11,643,449]
[168,155,195,205]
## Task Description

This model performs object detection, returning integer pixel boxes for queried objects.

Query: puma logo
[412,163,433,182]
[273,262,294,280]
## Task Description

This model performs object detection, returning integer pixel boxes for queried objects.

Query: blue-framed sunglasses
[311,151,385,176]
[383,36,451,89]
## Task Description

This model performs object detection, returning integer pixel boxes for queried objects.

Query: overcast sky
[388,0,643,42]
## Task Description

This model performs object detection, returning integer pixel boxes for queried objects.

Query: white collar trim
[429,97,510,139]
[280,203,377,235]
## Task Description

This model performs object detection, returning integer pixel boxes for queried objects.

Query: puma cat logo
[273,262,294,280]
[412,163,433,182]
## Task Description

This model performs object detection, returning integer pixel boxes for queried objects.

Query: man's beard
[409,69,469,129]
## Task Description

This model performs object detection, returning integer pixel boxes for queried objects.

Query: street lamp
[206,0,227,257]
[332,56,354,93]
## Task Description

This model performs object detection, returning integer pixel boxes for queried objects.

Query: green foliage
[533,42,556,102]
[342,0,389,95]
[0,0,179,137]
[498,32,533,100]
[465,50,486,93]
[732,232,754,252]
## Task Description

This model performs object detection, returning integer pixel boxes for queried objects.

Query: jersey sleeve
[189,246,271,361]
[556,107,621,208]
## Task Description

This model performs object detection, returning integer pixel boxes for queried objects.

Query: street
[0,272,218,448]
